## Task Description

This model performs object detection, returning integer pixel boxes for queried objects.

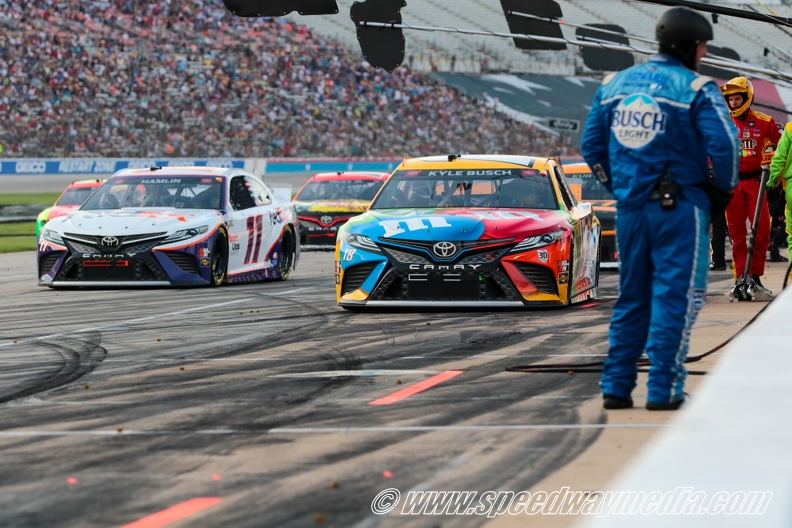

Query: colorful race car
[561,160,618,269]
[36,179,104,238]
[37,167,299,287]
[335,155,601,308]
[294,172,390,248]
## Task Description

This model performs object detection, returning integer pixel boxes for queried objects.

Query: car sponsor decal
[379,217,452,237]
[611,93,667,148]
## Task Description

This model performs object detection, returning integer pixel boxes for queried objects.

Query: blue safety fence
[0,158,404,176]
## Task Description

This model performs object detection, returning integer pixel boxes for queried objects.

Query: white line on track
[0,298,253,349]
[0,424,668,437]
[268,287,313,296]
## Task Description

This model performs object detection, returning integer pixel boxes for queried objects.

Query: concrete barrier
[0,157,403,176]
[580,284,792,527]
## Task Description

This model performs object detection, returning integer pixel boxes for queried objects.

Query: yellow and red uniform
[727,108,782,279]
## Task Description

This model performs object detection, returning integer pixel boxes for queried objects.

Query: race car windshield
[82,176,224,210]
[371,169,558,210]
[296,180,384,201]
[565,171,614,200]
[57,187,100,206]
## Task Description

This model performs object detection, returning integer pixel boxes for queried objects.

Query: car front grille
[342,262,379,295]
[513,263,558,295]
[164,251,199,275]
[39,252,62,276]
[56,254,168,282]
[368,268,521,302]
[62,232,167,253]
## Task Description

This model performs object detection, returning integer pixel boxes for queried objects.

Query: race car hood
[46,208,221,235]
[348,208,569,241]
[295,200,371,214]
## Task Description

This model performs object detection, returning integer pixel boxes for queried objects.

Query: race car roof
[66,179,105,188]
[397,155,555,170]
[113,166,236,178]
[309,171,390,181]
[560,162,591,174]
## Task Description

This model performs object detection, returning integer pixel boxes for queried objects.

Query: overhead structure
[499,0,566,51]
[575,24,634,72]
[222,0,338,17]
[219,0,792,83]
[350,0,407,73]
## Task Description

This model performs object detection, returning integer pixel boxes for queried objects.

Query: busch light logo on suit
[612,94,668,149]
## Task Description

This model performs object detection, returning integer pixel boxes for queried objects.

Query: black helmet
[656,7,713,47]
[656,7,712,70]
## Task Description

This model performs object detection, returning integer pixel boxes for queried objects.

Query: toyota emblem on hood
[320,215,333,225]
[101,236,120,250]
[433,241,457,258]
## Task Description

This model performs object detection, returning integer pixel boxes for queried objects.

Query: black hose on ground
[506,291,777,376]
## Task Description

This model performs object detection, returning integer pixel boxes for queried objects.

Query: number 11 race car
[335,155,601,308]
[37,167,299,287]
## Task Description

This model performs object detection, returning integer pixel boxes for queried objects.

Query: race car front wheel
[211,228,229,286]
[279,226,295,281]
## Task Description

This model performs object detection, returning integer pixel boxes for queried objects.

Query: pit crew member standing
[720,77,781,299]
[768,122,792,271]
[582,7,739,411]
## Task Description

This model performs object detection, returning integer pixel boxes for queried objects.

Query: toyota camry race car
[37,167,299,287]
[562,160,618,269]
[335,155,601,308]
[295,172,389,248]
[36,179,104,238]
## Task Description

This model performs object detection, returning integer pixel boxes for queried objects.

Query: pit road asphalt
[0,250,650,527]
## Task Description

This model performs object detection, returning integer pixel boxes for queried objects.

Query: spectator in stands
[582,7,738,411]
[720,76,781,300]
[0,1,576,160]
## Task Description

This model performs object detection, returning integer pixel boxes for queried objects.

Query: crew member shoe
[709,262,726,271]
[603,394,633,409]
[646,394,688,411]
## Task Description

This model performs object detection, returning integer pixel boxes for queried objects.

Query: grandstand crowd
[0,0,578,159]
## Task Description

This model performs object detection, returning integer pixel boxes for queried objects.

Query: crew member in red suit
[720,77,781,300]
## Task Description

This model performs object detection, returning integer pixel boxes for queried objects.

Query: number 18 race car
[335,155,601,308]
[37,167,299,287]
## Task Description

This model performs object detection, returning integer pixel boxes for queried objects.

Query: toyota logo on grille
[320,215,333,225]
[101,236,120,250]
[433,241,457,258]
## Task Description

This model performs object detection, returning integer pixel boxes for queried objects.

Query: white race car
[37,167,299,287]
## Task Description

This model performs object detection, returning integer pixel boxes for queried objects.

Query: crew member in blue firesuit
[582,7,739,410]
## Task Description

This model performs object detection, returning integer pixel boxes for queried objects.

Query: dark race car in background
[335,155,601,308]
[562,160,618,269]
[294,172,389,249]
[37,167,299,287]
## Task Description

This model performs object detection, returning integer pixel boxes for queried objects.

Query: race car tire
[210,228,229,287]
[278,226,296,281]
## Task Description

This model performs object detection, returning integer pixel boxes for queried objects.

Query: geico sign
[16,161,47,173]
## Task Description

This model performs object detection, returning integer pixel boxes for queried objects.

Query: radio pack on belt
[657,176,678,211]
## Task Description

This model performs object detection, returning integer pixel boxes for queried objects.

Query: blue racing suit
[582,54,739,405]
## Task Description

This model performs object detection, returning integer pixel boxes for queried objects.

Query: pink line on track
[121,498,223,528]
[369,370,463,405]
